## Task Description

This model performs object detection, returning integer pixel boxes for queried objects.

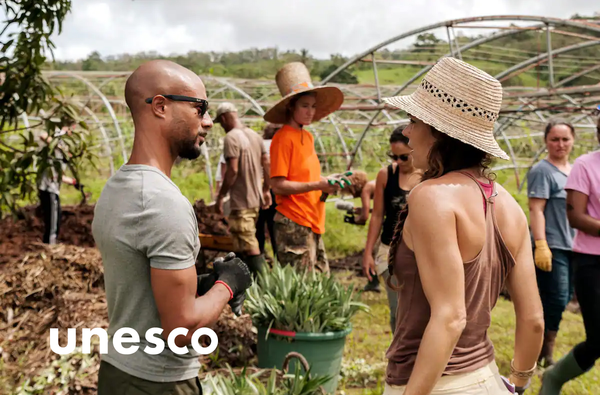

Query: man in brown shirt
[215,103,271,275]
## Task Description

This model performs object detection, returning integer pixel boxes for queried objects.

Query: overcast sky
[41,0,599,61]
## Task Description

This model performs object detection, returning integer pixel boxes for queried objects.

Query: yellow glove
[534,240,552,272]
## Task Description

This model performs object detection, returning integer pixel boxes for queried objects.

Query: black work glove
[196,269,246,317]
[213,252,253,297]
[73,181,84,191]
[228,292,245,317]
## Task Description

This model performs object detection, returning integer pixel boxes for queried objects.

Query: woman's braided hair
[385,126,495,291]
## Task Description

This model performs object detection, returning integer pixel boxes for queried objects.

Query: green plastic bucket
[256,325,352,394]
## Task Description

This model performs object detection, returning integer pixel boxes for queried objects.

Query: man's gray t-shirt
[92,164,201,382]
[527,159,575,251]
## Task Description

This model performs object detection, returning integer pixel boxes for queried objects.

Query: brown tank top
[385,172,516,386]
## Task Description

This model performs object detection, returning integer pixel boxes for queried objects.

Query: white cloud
[47,0,598,61]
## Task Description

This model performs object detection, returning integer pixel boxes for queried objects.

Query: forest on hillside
[44,14,600,87]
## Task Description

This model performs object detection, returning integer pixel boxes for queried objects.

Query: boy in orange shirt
[264,62,346,273]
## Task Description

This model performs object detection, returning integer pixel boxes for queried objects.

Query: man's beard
[171,118,202,160]
[178,138,202,160]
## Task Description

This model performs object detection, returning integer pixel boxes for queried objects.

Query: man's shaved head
[125,59,205,118]
[125,60,212,161]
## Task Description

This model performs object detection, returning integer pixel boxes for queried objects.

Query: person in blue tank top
[527,119,576,368]
[362,126,422,332]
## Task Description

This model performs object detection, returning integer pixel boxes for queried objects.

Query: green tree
[82,50,105,70]
[414,33,443,53]
[0,0,95,216]
[300,48,310,65]
[319,64,358,84]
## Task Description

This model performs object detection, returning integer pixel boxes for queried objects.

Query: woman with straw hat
[380,57,544,395]
[265,62,346,273]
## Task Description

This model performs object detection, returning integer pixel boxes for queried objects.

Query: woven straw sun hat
[263,62,344,124]
[383,57,509,160]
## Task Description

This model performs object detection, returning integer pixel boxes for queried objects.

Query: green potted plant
[244,263,369,394]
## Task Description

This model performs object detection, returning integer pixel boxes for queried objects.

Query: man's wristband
[215,280,233,300]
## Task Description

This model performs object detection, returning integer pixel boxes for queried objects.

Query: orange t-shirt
[270,125,325,234]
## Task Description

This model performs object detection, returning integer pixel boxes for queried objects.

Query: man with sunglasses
[92,60,253,395]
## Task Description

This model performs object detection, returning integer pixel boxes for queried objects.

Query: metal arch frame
[495,40,600,81]
[205,76,266,117]
[320,16,600,85]
[341,25,536,169]
[317,16,600,170]
[80,73,130,111]
[44,71,128,164]
[35,16,599,193]
[81,106,116,176]
[556,64,600,88]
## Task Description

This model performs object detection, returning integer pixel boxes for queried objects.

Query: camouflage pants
[273,212,329,274]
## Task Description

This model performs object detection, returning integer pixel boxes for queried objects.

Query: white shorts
[383,361,512,395]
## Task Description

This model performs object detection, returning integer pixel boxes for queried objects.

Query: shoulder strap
[386,164,394,184]
[456,171,497,204]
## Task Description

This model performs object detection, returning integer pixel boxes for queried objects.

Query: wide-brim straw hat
[264,62,344,124]
[383,57,509,160]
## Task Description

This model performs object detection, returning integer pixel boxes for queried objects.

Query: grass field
[354,61,546,88]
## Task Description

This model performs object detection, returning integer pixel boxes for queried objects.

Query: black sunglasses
[145,94,209,117]
[388,153,410,162]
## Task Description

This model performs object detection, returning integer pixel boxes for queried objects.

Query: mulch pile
[0,243,106,392]
[0,204,96,262]
[0,199,229,258]
[0,243,255,394]
[193,199,230,236]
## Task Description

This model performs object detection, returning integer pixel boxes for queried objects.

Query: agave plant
[244,263,369,333]
[201,364,331,395]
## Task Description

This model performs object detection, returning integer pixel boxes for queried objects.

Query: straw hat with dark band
[263,62,344,124]
[383,57,509,160]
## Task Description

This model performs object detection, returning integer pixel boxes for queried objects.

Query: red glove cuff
[215,280,233,300]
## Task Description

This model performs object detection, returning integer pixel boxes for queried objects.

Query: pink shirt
[565,150,600,255]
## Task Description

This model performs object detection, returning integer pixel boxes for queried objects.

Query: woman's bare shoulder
[406,180,456,213]
[494,183,529,228]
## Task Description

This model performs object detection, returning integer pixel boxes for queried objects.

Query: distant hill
[44,15,600,88]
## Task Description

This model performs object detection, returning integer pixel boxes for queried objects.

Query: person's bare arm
[528,198,547,241]
[567,190,600,237]
[505,200,545,386]
[270,176,335,196]
[143,195,232,348]
[357,181,376,224]
[218,157,239,200]
[362,170,387,279]
[220,162,227,184]
[62,175,76,185]
[151,267,230,347]
[402,186,467,395]
[261,153,270,192]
